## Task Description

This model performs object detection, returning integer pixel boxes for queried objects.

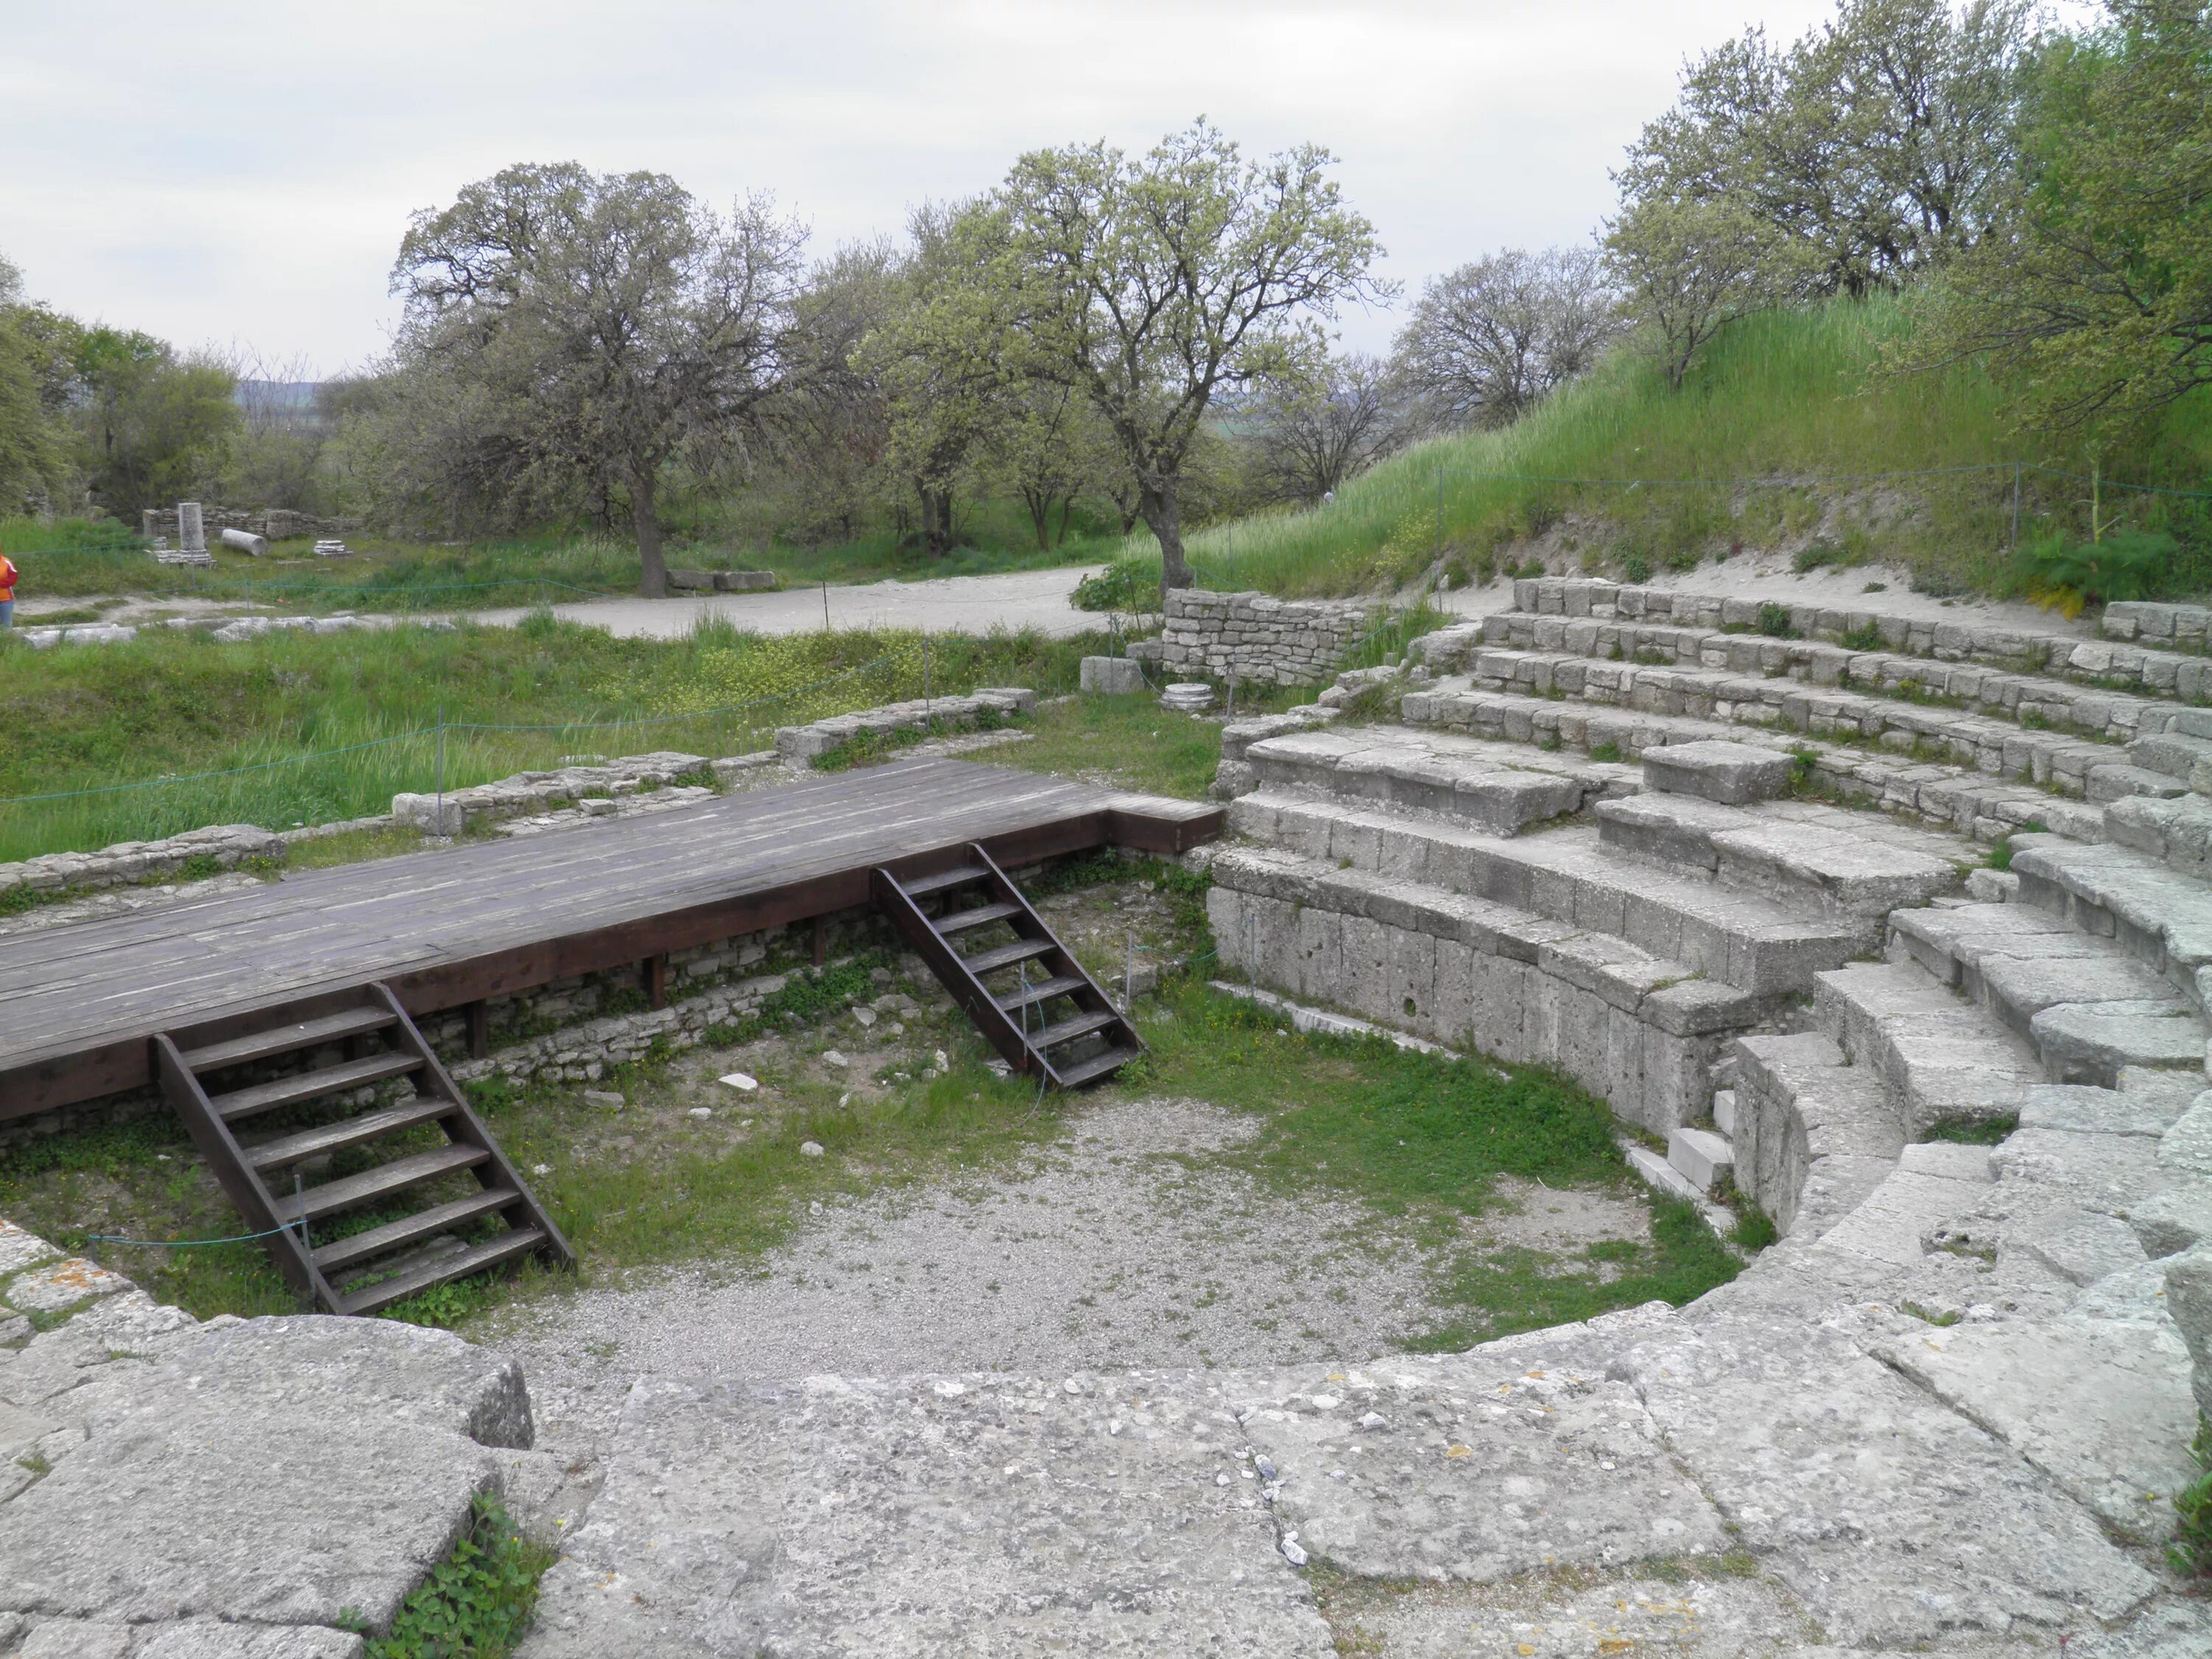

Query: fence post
[821,580,831,632]
[923,632,931,719]
[1436,464,1444,551]
[2011,463,2022,551]
[436,706,446,835]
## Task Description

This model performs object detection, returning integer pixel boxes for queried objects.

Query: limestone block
[1618,1315,2157,1646]
[0,1316,524,1632]
[1641,740,1793,805]
[1666,1125,1733,1189]
[2166,1245,2212,1417]
[1245,1358,1724,1583]
[1873,1315,2196,1537]
[1079,655,1146,695]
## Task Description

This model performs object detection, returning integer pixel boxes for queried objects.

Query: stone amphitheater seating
[1192,575,2212,1642]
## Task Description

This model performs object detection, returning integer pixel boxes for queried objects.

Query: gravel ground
[484,1093,1649,1463]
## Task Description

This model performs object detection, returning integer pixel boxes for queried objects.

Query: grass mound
[1097,298,2212,603]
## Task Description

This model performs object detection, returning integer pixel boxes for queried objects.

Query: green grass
[1121,981,1743,1347]
[0,615,1107,863]
[1086,296,2212,603]
[984,691,1237,799]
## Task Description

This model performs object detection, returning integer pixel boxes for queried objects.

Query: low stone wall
[773,689,1036,760]
[1128,589,1382,688]
[0,823,287,908]
[140,505,362,540]
[2104,601,2212,648]
[1206,849,1770,1132]
[392,751,712,836]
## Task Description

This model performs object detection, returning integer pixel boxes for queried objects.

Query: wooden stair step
[1034,1009,1121,1048]
[1052,1045,1143,1088]
[996,973,1086,1012]
[181,1006,397,1074]
[311,1186,524,1274]
[962,937,1057,975]
[900,864,990,898]
[245,1096,456,1174]
[275,1143,488,1222]
[335,1228,546,1318]
[211,1052,422,1122]
[936,900,1023,936]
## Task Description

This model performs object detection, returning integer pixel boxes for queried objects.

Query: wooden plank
[0,760,1217,1118]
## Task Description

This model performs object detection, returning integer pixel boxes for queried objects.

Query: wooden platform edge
[0,793,1222,1121]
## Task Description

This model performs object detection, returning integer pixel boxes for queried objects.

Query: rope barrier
[84,1223,301,1248]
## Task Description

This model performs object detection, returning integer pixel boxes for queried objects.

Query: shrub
[2017,529,2178,616]
[1621,552,1653,583]
[1838,621,1884,652]
[1755,603,1798,639]
[366,1495,554,1658]
[1071,559,1154,612]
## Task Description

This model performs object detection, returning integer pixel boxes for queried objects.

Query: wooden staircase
[873,845,1144,1088]
[155,983,574,1316]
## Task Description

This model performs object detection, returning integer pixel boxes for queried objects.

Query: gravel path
[484,1094,1649,1459]
[468,565,1110,640]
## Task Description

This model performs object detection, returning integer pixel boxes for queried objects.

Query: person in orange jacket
[0,543,15,627]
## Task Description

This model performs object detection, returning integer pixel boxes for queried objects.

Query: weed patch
[361,1495,554,1658]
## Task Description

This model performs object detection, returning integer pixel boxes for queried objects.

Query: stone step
[1888,900,2208,1086]
[1448,613,2200,755]
[1399,679,2106,844]
[1445,574,2212,706]
[2128,729,2212,787]
[1227,790,1864,997]
[1450,645,2152,804]
[1234,725,1638,832]
[2106,789,2212,881]
[1812,959,2047,1135]
[1594,791,1969,920]
[1731,1032,1903,1237]
[1667,1124,1734,1189]
[1206,844,1767,1130]
[2011,832,2212,1006]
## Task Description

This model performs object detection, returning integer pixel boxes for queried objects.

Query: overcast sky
[1,0,1848,377]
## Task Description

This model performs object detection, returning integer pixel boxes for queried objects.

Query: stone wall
[1206,850,1770,1132]
[1129,589,1382,687]
[141,505,362,541]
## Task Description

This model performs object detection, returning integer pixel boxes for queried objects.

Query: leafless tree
[1252,353,1410,502]
[1392,247,1623,429]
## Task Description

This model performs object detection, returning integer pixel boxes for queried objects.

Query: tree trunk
[1138,476,1191,597]
[918,485,954,557]
[1021,487,1051,552]
[1054,493,1075,548]
[632,470,667,598]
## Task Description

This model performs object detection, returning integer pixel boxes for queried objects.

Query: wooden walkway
[1,759,1220,1119]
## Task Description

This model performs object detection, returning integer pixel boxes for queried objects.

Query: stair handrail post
[294,1168,310,1267]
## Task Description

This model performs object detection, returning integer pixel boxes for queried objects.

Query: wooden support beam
[643,954,670,1010]
[811,915,827,967]
[465,1001,490,1061]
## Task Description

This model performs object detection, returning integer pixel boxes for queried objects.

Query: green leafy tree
[68,325,238,515]
[1620,0,2035,299]
[863,201,1015,557]
[1605,195,1801,387]
[1901,0,2212,435]
[0,256,77,515]
[390,162,806,596]
[994,119,1387,592]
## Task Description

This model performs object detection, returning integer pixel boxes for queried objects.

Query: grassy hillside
[1105,299,2212,602]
